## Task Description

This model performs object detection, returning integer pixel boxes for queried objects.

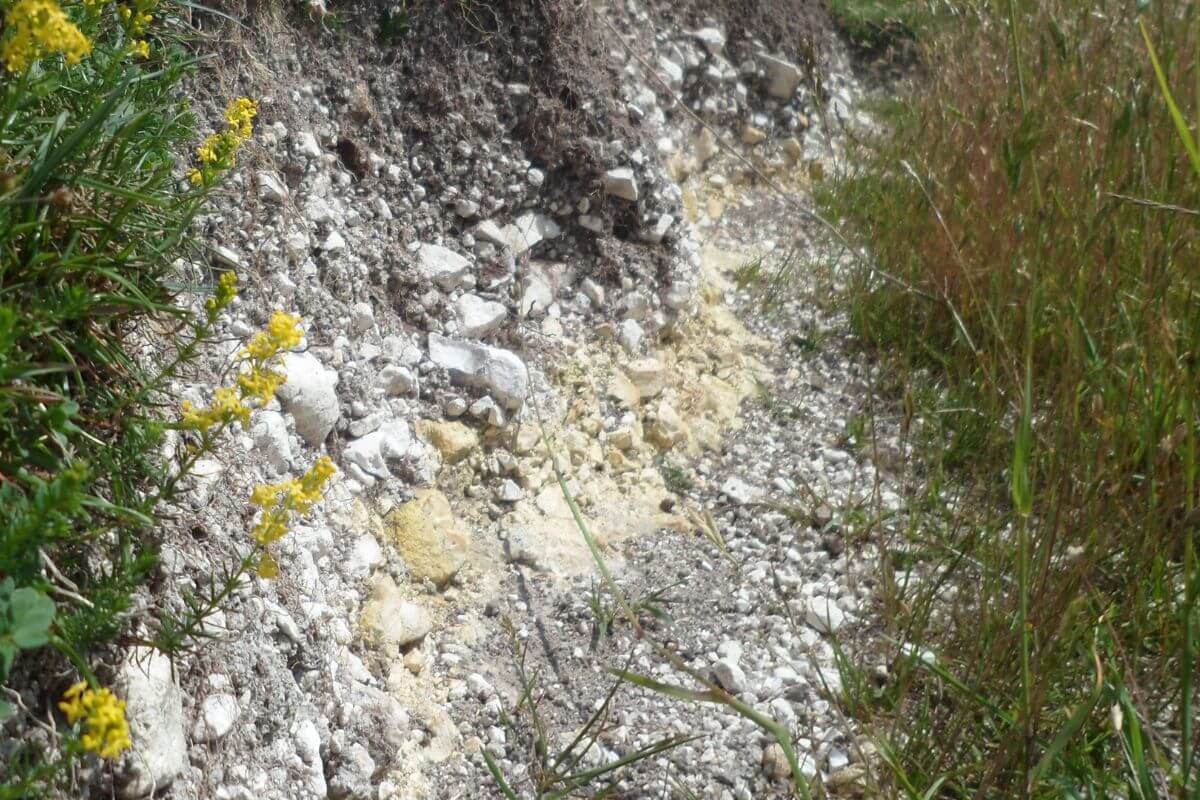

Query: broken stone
[416,243,472,291]
[384,489,470,586]
[361,575,433,648]
[757,52,803,99]
[602,167,639,202]
[624,358,665,398]
[428,334,529,410]
[454,294,507,338]
[277,352,340,447]
[117,648,187,799]
[414,420,478,464]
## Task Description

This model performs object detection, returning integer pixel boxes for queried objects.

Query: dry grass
[821,1,1200,796]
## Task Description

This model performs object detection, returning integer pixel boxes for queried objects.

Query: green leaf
[10,588,55,649]
[0,699,12,721]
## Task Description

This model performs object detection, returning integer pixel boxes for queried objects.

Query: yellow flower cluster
[187,97,258,188]
[250,456,336,545]
[117,0,155,36]
[59,682,132,760]
[2,0,92,73]
[251,456,336,578]
[180,310,301,432]
[205,271,238,322]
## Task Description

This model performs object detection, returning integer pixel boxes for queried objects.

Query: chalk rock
[428,334,528,410]
[277,352,340,446]
[416,243,472,290]
[384,489,470,585]
[757,52,803,99]
[361,575,433,648]
[116,648,187,798]
[455,294,507,338]
[602,167,639,202]
[415,419,478,464]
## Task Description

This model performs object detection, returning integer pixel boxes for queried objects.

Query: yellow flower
[130,39,149,58]
[224,97,258,142]
[59,682,131,760]
[188,97,257,189]
[2,0,93,73]
[245,311,303,363]
[249,458,336,551]
[256,552,280,579]
[180,386,251,431]
[237,366,285,407]
[205,271,238,320]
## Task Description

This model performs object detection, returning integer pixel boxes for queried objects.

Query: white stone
[640,214,674,243]
[581,278,605,306]
[342,421,411,485]
[693,27,726,55]
[757,52,803,99]
[277,352,340,446]
[416,243,472,290]
[508,212,560,254]
[347,533,384,578]
[193,694,239,742]
[617,319,644,354]
[475,213,560,256]
[349,302,374,334]
[256,171,289,203]
[721,477,758,505]
[602,168,639,202]
[805,596,846,634]
[295,130,322,158]
[496,479,524,503]
[712,659,747,694]
[251,410,291,472]
[455,294,507,338]
[379,364,417,396]
[428,334,528,410]
[624,358,665,398]
[117,648,187,798]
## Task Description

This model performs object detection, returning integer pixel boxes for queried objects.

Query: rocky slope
[59,1,900,797]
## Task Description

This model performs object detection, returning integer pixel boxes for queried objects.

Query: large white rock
[624,357,665,398]
[757,53,803,99]
[415,243,471,290]
[428,334,528,410]
[455,294,507,338]
[805,595,846,634]
[602,167,639,202]
[256,171,289,204]
[475,213,561,256]
[342,421,410,487]
[117,648,187,799]
[277,352,340,446]
[192,694,240,742]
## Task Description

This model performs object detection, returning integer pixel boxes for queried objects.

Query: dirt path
[426,49,896,798]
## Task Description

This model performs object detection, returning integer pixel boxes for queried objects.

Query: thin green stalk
[1183,382,1196,793]
[1004,0,1042,206]
[1012,295,1035,796]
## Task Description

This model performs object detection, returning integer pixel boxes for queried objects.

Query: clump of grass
[821,1,1200,795]
[827,0,921,51]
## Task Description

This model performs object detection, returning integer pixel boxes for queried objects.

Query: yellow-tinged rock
[607,372,641,408]
[384,489,469,585]
[415,420,478,464]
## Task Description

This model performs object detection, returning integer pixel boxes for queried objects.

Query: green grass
[820,0,1200,796]
[827,0,921,50]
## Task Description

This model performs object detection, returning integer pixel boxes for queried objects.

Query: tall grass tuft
[820,0,1200,795]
